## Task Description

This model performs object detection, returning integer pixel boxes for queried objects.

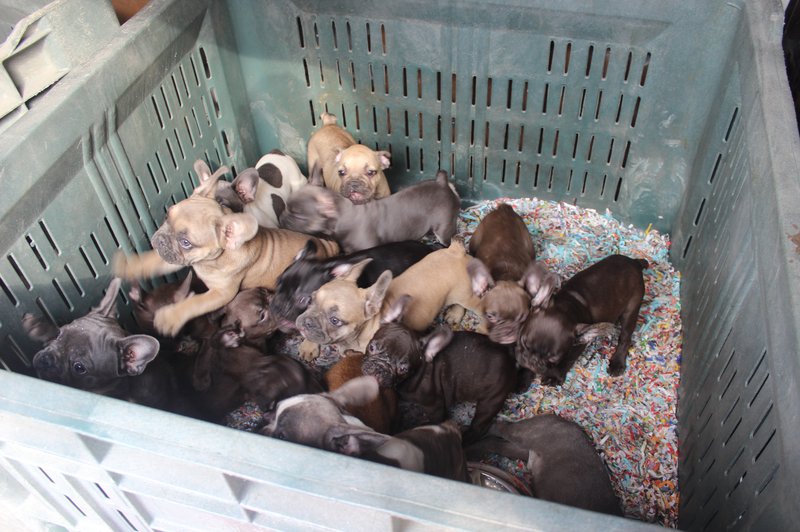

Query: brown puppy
[113,164,339,337]
[295,259,392,360]
[324,350,398,434]
[307,112,391,204]
[385,237,485,332]
[467,203,538,345]
[217,288,281,351]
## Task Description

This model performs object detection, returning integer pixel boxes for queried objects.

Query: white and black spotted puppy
[213,150,308,228]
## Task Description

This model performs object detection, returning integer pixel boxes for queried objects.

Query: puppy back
[325,353,397,434]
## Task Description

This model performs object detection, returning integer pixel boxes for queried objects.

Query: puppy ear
[377,150,391,170]
[328,375,379,408]
[174,271,194,303]
[295,239,319,262]
[381,294,411,324]
[93,278,123,318]
[334,148,344,164]
[217,213,259,250]
[521,261,560,309]
[421,326,454,363]
[119,335,160,376]
[574,322,616,345]
[21,313,60,344]
[128,283,142,303]
[318,188,340,219]
[331,258,374,282]
[308,162,324,187]
[364,270,393,319]
[467,258,495,297]
[193,160,229,198]
[232,168,260,203]
[324,426,390,456]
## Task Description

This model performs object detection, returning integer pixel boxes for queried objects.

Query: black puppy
[362,296,518,445]
[269,239,436,327]
[515,254,648,385]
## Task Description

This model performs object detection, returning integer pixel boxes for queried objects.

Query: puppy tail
[321,112,338,125]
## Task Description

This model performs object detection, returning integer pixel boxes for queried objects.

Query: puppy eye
[367,341,378,354]
[337,168,346,177]
[258,308,268,323]
[329,316,342,327]
[72,361,87,375]
[297,295,311,307]
[485,312,498,323]
[179,238,193,249]
[366,169,376,177]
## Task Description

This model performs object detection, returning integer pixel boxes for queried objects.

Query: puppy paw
[443,305,466,326]
[153,306,186,337]
[298,339,321,361]
[608,359,627,377]
[112,252,138,281]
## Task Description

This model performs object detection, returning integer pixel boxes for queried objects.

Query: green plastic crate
[1,0,799,529]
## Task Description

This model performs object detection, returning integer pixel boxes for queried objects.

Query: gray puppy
[22,278,164,403]
[279,170,460,253]
[467,415,622,515]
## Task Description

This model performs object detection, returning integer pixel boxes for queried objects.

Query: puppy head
[279,185,340,236]
[334,144,391,204]
[219,288,279,346]
[150,195,259,267]
[362,296,453,388]
[23,278,160,390]
[270,240,332,328]
[295,260,391,346]
[467,258,532,345]
[261,375,380,451]
[128,273,194,334]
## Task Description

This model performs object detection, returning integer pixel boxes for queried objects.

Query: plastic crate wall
[0,0,799,530]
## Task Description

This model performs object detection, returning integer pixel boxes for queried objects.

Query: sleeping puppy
[279,170,459,253]
[466,415,622,515]
[217,288,281,350]
[269,239,436,329]
[213,150,308,228]
[307,112,391,204]
[515,254,648,385]
[362,295,518,444]
[112,159,339,337]
[22,278,170,408]
[466,203,539,345]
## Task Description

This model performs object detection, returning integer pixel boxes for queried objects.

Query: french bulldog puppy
[270,239,436,328]
[191,330,324,423]
[217,287,280,350]
[22,278,169,407]
[212,151,308,228]
[295,259,392,361]
[260,375,382,451]
[331,419,470,482]
[466,203,539,345]
[516,254,648,385]
[113,161,339,337]
[466,415,622,516]
[280,169,459,253]
[324,350,398,434]
[362,296,518,444]
[307,112,391,204]
[385,237,485,333]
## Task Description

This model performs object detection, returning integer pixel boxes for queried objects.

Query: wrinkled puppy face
[515,309,575,374]
[295,263,390,347]
[279,186,338,236]
[220,288,279,342]
[362,322,422,388]
[481,282,532,345]
[334,145,390,204]
[261,395,357,448]
[150,196,229,266]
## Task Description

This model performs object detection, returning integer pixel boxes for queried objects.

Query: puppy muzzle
[361,357,395,388]
[32,350,61,380]
[341,179,372,204]
[151,229,183,265]
[296,313,327,343]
